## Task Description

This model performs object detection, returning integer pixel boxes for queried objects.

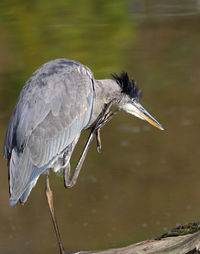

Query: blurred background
[0,0,200,253]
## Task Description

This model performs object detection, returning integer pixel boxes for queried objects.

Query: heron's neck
[96,79,122,103]
[87,79,122,128]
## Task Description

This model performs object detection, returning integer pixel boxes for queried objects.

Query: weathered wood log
[71,223,200,254]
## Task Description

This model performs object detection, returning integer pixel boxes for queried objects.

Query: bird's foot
[94,101,119,153]
[95,111,114,153]
[96,128,101,153]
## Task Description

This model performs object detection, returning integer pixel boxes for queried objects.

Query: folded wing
[3,59,94,205]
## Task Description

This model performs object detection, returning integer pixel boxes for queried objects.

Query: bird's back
[4,58,95,205]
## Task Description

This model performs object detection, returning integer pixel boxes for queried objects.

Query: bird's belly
[48,135,79,173]
[48,148,70,173]
[51,154,70,173]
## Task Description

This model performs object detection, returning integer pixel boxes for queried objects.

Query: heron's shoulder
[28,58,94,86]
[16,58,94,104]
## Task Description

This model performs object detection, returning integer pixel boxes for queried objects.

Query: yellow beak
[122,101,164,131]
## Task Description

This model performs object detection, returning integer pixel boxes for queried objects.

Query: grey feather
[4,59,95,205]
[4,58,131,206]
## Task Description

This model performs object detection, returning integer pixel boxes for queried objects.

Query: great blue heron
[3,58,163,254]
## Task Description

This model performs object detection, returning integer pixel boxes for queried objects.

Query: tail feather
[19,177,39,204]
[9,148,42,206]
[8,146,58,206]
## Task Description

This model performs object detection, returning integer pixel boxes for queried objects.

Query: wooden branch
[71,228,200,254]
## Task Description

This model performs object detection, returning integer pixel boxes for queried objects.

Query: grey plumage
[4,59,94,205]
[4,58,163,207]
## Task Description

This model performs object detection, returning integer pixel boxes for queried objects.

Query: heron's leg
[64,163,71,188]
[45,175,67,254]
[64,129,95,188]
[64,102,119,188]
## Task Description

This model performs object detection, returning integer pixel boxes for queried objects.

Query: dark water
[1,1,200,253]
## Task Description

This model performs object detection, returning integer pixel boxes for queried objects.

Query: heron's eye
[131,98,136,102]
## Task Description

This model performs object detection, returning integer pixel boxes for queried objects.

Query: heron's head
[111,72,164,131]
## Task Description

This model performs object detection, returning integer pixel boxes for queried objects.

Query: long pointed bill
[122,101,164,130]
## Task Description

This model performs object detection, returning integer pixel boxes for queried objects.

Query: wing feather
[4,59,94,204]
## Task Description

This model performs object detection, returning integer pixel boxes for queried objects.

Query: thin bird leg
[45,175,67,254]
[64,128,96,188]
[64,101,119,188]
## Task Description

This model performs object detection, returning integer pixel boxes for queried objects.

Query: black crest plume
[111,72,142,101]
